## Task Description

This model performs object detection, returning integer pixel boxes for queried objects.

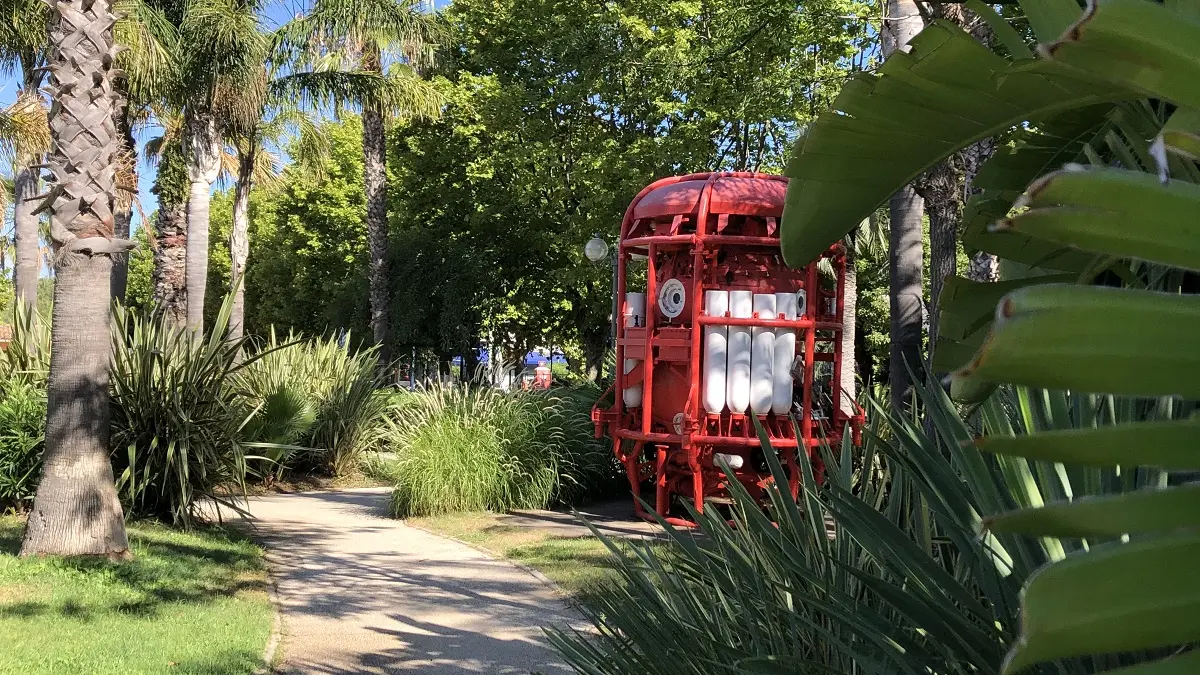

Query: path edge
[403,520,588,616]
[253,566,284,674]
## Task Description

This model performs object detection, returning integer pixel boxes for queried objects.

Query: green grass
[0,516,273,675]
[410,511,661,604]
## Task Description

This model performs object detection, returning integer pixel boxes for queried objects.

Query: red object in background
[533,361,552,390]
[591,172,864,527]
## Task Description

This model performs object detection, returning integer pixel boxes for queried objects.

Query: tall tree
[882,0,926,411]
[21,0,132,557]
[156,0,266,334]
[146,118,191,324]
[0,0,49,311]
[223,41,425,339]
[284,0,442,364]
[109,0,178,303]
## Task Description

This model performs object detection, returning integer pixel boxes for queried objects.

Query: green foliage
[0,517,273,674]
[552,379,1176,674]
[153,136,190,210]
[0,381,45,512]
[124,227,155,313]
[108,300,260,527]
[381,384,616,517]
[239,329,386,476]
[245,119,370,339]
[244,0,871,366]
[778,0,1200,670]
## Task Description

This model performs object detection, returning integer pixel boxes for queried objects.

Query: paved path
[224,488,588,675]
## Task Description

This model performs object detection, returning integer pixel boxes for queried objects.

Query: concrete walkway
[225,488,587,675]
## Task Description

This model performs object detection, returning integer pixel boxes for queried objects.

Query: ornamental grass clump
[384,384,614,517]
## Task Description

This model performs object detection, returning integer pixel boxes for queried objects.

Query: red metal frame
[593,172,863,527]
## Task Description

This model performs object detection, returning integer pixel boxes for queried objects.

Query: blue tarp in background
[451,349,568,367]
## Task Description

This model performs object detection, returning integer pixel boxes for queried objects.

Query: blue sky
[0,0,354,235]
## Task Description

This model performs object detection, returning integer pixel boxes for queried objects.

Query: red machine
[592,172,861,526]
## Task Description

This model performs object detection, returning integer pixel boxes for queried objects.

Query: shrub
[238,331,386,476]
[0,381,46,512]
[108,302,261,526]
[383,384,616,517]
[550,381,1167,674]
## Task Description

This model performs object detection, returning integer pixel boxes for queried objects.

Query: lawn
[0,516,274,675]
[409,511,662,604]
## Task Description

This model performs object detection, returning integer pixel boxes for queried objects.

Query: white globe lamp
[584,236,609,262]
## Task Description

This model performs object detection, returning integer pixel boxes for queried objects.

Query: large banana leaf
[780,18,1127,266]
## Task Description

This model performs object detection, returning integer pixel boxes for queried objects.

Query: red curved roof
[631,175,787,221]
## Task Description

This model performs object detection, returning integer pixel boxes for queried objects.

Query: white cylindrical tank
[772,290,801,413]
[726,290,752,414]
[702,290,728,414]
[750,294,776,415]
[713,452,745,470]
[772,291,799,415]
[622,292,646,408]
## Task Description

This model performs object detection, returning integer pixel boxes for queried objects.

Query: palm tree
[144,111,191,324]
[224,34,439,340]
[0,0,49,311]
[20,0,132,558]
[280,0,442,364]
[225,98,316,341]
[882,0,925,412]
[177,1,267,333]
[1,0,174,308]
[151,0,266,334]
[110,0,179,302]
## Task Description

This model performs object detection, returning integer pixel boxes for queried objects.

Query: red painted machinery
[592,172,861,526]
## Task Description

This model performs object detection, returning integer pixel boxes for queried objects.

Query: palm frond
[113,0,180,104]
[0,0,50,79]
[274,0,443,69]
[270,68,442,118]
[0,92,49,167]
[176,0,269,109]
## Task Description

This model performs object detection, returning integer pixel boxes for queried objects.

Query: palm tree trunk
[839,232,858,416]
[12,165,40,310]
[153,200,188,324]
[362,42,391,366]
[21,0,130,558]
[923,157,961,353]
[888,187,925,410]
[111,101,136,303]
[229,149,254,342]
[963,137,998,282]
[884,0,926,412]
[184,111,222,335]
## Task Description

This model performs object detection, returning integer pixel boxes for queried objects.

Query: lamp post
[585,235,618,380]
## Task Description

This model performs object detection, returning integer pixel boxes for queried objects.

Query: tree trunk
[888,187,925,411]
[229,148,254,342]
[21,0,130,558]
[583,331,605,382]
[921,157,962,352]
[183,111,222,335]
[883,0,927,412]
[153,200,188,325]
[962,137,999,282]
[838,231,858,416]
[111,102,136,303]
[362,42,392,367]
[12,165,40,311]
